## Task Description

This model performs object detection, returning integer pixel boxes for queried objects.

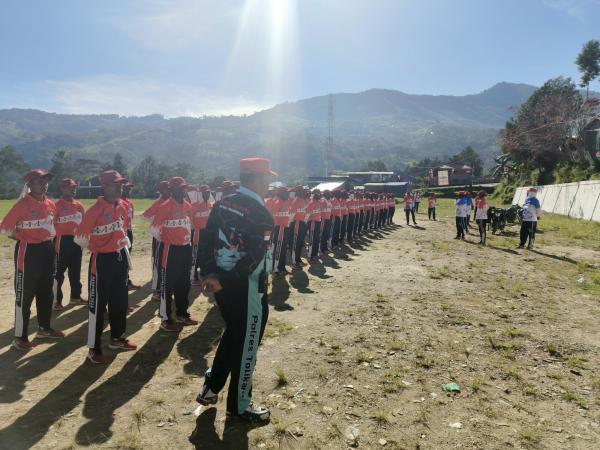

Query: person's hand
[202,274,223,293]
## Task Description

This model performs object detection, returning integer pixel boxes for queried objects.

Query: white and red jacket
[305,198,322,222]
[75,197,129,253]
[54,197,84,237]
[150,198,192,246]
[0,195,56,243]
[142,196,169,222]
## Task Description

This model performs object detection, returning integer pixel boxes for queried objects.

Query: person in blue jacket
[518,187,542,250]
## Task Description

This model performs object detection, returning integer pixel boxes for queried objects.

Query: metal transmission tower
[324,94,335,177]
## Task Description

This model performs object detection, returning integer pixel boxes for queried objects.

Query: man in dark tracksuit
[197,157,275,422]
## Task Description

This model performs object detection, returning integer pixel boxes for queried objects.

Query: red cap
[99,170,127,186]
[199,184,211,192]
[527,187,537,193]
[24,169,52,183]
[240,157,278,176]
[168,176,188,189]
[59,178,78,189]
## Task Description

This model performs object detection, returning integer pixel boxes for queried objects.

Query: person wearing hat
[289,186,309,268]
[355,192,365,236]
[330,190,342,249]
[339,190,349,243]
[1,169,65,350]
[475,191,489,245]
[142,180,171,300]
[196,157,275,422]
[427,192,437,221]
[518,188,542,250]
[454,191,469,240]
[121,181,140,290]
[268,187,292,275]
[150,176,197,332]
[306,189,323,262]
[403,190,416,226]
[52,178,86,310]
[190,184,213,284]
[74,170,137,363]
[320,190,333,254]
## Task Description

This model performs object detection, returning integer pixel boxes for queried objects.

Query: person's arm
[0,200,24,239]
[74,205,100,248]
[149,207,166,241]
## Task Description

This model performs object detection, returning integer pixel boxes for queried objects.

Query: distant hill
[0,82,537,179]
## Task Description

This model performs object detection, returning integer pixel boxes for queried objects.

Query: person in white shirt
[474,191,489,245]
[454,191,469,240]
[518,188,542,250]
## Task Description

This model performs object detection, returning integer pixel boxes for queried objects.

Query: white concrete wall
[512,180,600,222]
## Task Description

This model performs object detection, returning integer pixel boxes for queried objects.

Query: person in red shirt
[427,193,437,221]
[190,184,213,284]
[267,187,293,275]
[330,191,342,249]
[320,190,333,254]
[339,191,349,244]
[289,186,309,269]
[305,189,322,262]
[142,180,170,299]
[151,176,197,332]
[121,181,140,290]
[75,170,137,364]
[1,169,65,350]
[53,178,86,310]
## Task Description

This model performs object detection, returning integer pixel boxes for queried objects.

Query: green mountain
[0,82,537,179]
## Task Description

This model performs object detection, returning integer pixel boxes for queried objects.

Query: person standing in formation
[306,189,322,262]
[190,184,213,284]
[1,169,65,351]
[387,193,396,225]
[150,177,197,332]
[268,187,292,276]
[454,191,469,240]
[290,186,309,269]
[196,157,276,422]
[414,190,421,213]
[121,181,140,290]
[427,192,437,220]
[319,190,333,255]
[403,190,416,226]
[339,191,349,243]
[356,192,365,235]
[75,170,137,364]
[53,178,86,310]
[475,191,489,245]
[142,180,171,300]
[518,187,542,250]
[330,191,342,249]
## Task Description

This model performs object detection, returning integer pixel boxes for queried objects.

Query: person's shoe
[87,350,107,364]
[527,245,533,250]
[517,245,525,249]
[70,297,88,305]
[37,328,65,339]
[227,403,271,422]
[53,302,64,311]
[160,321,180,332]
[108,338,137,351]
[152,291,161,301]
[196,369,219,405]
[12,338,33,351]
[176,316,199,326]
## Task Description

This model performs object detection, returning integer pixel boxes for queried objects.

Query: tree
[102,153,128,178]
[500,76,593,180]
[447,146,483,176]
[365,160,388,171]
[131,156,161,197]
[575,40,600,98]
[0,146,30,199]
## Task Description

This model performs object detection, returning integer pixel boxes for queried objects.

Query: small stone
[373,364,382,369]
[344,384,355,390]
[449,422,462,429]
[157,422,165,427]
[401,380,411,386]
[388,351,396,355]
[378,438,388,446]
[322,406,334,415]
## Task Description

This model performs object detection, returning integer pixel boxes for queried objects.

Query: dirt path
[0,213,600,449]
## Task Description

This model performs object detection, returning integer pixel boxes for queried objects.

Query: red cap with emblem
[168,177,188,189]
[100,170,127,186]
[240,157,278,176]
[24,169,53,183]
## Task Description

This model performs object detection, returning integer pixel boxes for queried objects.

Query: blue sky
[0,0,599,117]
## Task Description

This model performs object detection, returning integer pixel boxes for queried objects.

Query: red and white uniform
[150,199,192,246]
[121,198,134,231]
[54,197,84,238]
[1,195,56,243]
[142,196,169,222]
[428,196,436,208]
[191,200,212,240]
[75,197,129,253]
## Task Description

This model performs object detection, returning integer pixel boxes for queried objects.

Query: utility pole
[325,94,334,177]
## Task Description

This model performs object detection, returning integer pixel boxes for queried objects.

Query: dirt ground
[1,209,600,450]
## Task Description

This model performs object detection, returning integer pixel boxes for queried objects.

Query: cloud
[542,0,600,21]
[13,75,271,117]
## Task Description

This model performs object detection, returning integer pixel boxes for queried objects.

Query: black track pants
[190,228,206,281]
[320,219,331,252]
[519,221,537,248]
[152,238,163,292]
[347,214,355,240]
[272,225,290,272]
[455,217,466,239]
[405,209,416,225]
[340,215,348,241]
[428,208,436,220]
[477,219,487,244]
[292,221,307,264]
[308,220,321,258]
[331,216,341,247]
[159,243,192,323]
[208,281,269,415]
[14,241,55,339]
[88,250,128,354]
[53,235,82,304]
